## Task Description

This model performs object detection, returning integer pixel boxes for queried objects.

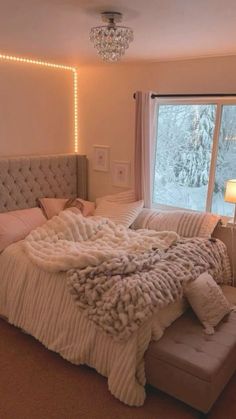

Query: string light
[73,69,78,153]
[0,53,78,153]
[0,53,75,70]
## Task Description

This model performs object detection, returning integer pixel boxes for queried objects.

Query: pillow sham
[38,197,95,219]
[96,190,136,206]
[0,208,46,252]
[132,208,221,238]
[184,272,232,334]
[64,198,95,217]
[94,199,144,228]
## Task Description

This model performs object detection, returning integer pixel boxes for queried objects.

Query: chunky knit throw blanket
[24,210,231,341]
[68,237,230,340]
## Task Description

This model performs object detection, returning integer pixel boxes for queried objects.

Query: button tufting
[0,155,80,212]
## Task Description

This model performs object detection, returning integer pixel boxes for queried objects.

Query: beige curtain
[134,91,157,207]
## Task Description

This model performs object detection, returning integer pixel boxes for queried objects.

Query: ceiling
[1,0,236,65]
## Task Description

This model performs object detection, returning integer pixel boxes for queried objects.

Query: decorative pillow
[0,208,46,252]
[132,208,221,238]
[184,272,232,334]
[64,198,95,217]
[94,200,144,228]
[38,198,67,219]
[38,198,95,219]
[96,190,136,206]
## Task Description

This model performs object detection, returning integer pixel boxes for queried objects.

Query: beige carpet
[0,318,235,419]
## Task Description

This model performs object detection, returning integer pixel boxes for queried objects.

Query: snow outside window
[153,98,236,217]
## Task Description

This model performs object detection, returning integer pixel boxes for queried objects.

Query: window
[153,97,236,217]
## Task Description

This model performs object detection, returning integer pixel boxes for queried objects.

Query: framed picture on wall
[112,161,131,188]
[93,145,110,172]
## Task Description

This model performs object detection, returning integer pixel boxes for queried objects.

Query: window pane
[153,104,217,211]
[212,105,236,216]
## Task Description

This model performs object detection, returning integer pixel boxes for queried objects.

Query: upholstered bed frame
[0,153,88,213]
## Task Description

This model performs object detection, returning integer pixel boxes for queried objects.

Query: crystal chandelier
[89,12,134,62]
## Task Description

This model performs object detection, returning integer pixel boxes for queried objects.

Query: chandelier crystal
[90,12,134,62]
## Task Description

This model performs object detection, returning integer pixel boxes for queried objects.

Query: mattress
[0,241,188,406]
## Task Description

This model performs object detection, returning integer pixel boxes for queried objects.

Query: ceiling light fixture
[89,12,134,62]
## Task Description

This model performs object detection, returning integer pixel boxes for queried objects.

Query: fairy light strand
[73,69,78,153]
[0,53,78,152]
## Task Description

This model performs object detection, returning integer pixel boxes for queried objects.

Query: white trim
[206,104,223,211]
[93,145,110,172]
[112,161,131,188]
[153,96,236,217]
[155,97,236,105]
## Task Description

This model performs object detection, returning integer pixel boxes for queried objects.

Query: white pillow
[0,208,46,252]
[132,208,221,238]
[96,190,136,206]
[94,200,144,228]
[184,272,232,334]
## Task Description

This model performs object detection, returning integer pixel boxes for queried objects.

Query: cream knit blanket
[24,209,178,272]
[24,210,231,341]
[68,237,231,340]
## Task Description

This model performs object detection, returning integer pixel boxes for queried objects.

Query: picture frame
[112,161,131,188]
[93,145,110,172]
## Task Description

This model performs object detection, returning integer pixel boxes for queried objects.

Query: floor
[0,318,235,419]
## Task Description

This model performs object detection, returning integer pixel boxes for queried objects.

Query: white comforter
[0,241,187,406]
[23,209,178,271]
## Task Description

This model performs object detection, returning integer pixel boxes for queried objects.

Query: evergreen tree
[174,105,215,187]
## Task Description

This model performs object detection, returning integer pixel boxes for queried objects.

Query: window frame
[152,96,236,218]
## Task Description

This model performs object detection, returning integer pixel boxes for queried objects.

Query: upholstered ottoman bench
[145,290,236,413]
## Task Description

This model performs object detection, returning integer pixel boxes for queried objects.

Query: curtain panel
[134,91,157,208]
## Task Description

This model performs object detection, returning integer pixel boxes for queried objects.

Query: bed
[0,153,234,408]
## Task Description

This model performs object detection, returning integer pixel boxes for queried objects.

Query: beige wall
[0,60,74,157]
[1,55,236,201]
[78,55,236,200]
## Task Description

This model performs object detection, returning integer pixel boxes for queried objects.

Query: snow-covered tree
[173,105,215,187]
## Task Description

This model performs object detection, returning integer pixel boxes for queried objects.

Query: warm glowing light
[0,53,78,153]
[73,69,78,153]
[225,179,236,204]
[0,53,75,71]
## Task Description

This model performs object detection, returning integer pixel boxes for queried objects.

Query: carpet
[0,318,235,419]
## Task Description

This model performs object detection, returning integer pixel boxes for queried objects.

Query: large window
[153,97,236,217]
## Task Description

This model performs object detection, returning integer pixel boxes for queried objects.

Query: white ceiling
[1,0,236,65]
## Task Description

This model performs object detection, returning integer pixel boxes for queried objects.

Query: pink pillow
[0,208,47,252]
[38,198,67,219]
[38,197,95,219]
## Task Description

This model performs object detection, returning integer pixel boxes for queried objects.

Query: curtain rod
[133,93,236,99]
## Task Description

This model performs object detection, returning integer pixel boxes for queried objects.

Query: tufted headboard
[0,154,88,213]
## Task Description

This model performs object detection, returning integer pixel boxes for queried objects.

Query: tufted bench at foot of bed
[145,287,236,413]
